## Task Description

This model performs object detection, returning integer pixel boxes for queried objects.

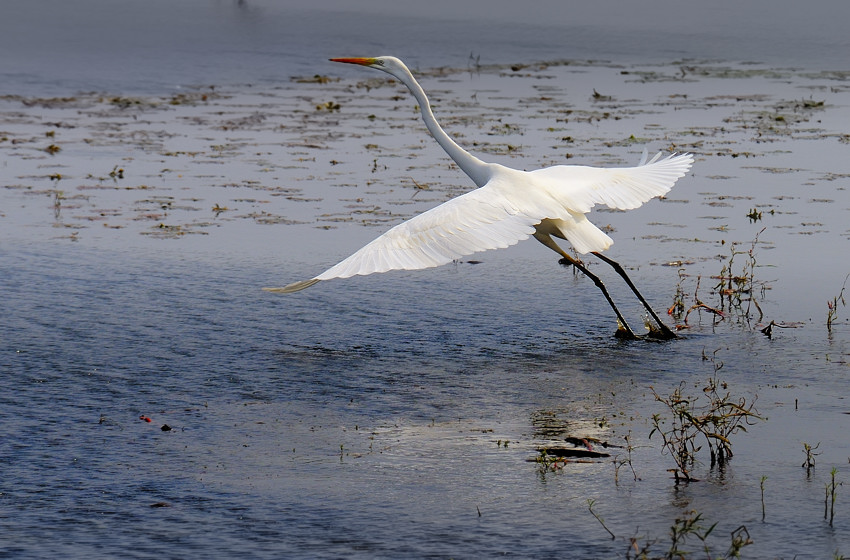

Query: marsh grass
[672,229,771,331]
[827,274,849,333]
[626,510,753,559]
[802,441,821,475]
[613,431,640,484]
[713,227,767,324]
[680,275,725,328]
[533,448,567,473]
[826,467,842,527]
[650,351,761,482]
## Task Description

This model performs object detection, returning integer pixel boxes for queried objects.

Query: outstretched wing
[265,152,693,293]
[530,152,693,213]
[264,183,540,293]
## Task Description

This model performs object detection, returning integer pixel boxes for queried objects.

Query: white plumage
[306,153,690,282]
[265,56,692,338]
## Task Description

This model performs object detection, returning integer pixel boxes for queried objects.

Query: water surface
[2,3,850,558]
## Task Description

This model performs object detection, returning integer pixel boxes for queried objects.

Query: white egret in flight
[265,56,693,339]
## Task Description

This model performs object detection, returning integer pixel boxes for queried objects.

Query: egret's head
[330,56,407,77]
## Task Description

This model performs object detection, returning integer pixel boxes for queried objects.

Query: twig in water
[760,475,768,521]
[587,499,615,540]
[761,320,800,338]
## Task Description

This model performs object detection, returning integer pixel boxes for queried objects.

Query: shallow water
[3,240,850,558]
[3,5,850,557]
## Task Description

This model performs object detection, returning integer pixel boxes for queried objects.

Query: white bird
[266,56,693,339]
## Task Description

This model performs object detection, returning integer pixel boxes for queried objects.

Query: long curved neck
[394,67,491,187]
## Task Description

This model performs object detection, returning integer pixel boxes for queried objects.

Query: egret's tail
[535,214,613,255]
[560,215,613,254]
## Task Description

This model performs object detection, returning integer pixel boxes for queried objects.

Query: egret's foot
[644,317,679,340]
[646,323,679,340]
[614,324,640,341]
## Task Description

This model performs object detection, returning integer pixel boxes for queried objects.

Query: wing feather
[308,184,538,282]
[530,152,693,213]
[265,152,693,293]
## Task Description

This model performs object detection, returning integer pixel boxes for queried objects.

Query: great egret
[266,56,693,339]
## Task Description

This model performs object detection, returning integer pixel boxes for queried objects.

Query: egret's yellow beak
[330,57,377,66]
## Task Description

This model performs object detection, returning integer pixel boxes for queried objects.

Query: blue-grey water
[5,241,849,558]
[3,1,850,558]
[3,0,850,95]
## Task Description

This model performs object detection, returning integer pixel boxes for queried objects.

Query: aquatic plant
[673,229,772,331]
[802,441,821,473]
[649,388,700,482]
[667,511,717,558]
[626,510,753,559]
[533,448,566,472]
[680,275,725,328]
[650,351,761,482]
[827,273,849,333]
[53,190,64,220]
[667,269,688,320]
[315,100,341,111]
[826,467,842,527]
[613,431,639,484]
[745,208,762,222]
[713,227,767,324]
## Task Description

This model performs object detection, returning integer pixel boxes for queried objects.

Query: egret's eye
[374,59,385,66]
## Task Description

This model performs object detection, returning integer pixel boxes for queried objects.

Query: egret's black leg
[591,252,677,340]
[558,254,639,340]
